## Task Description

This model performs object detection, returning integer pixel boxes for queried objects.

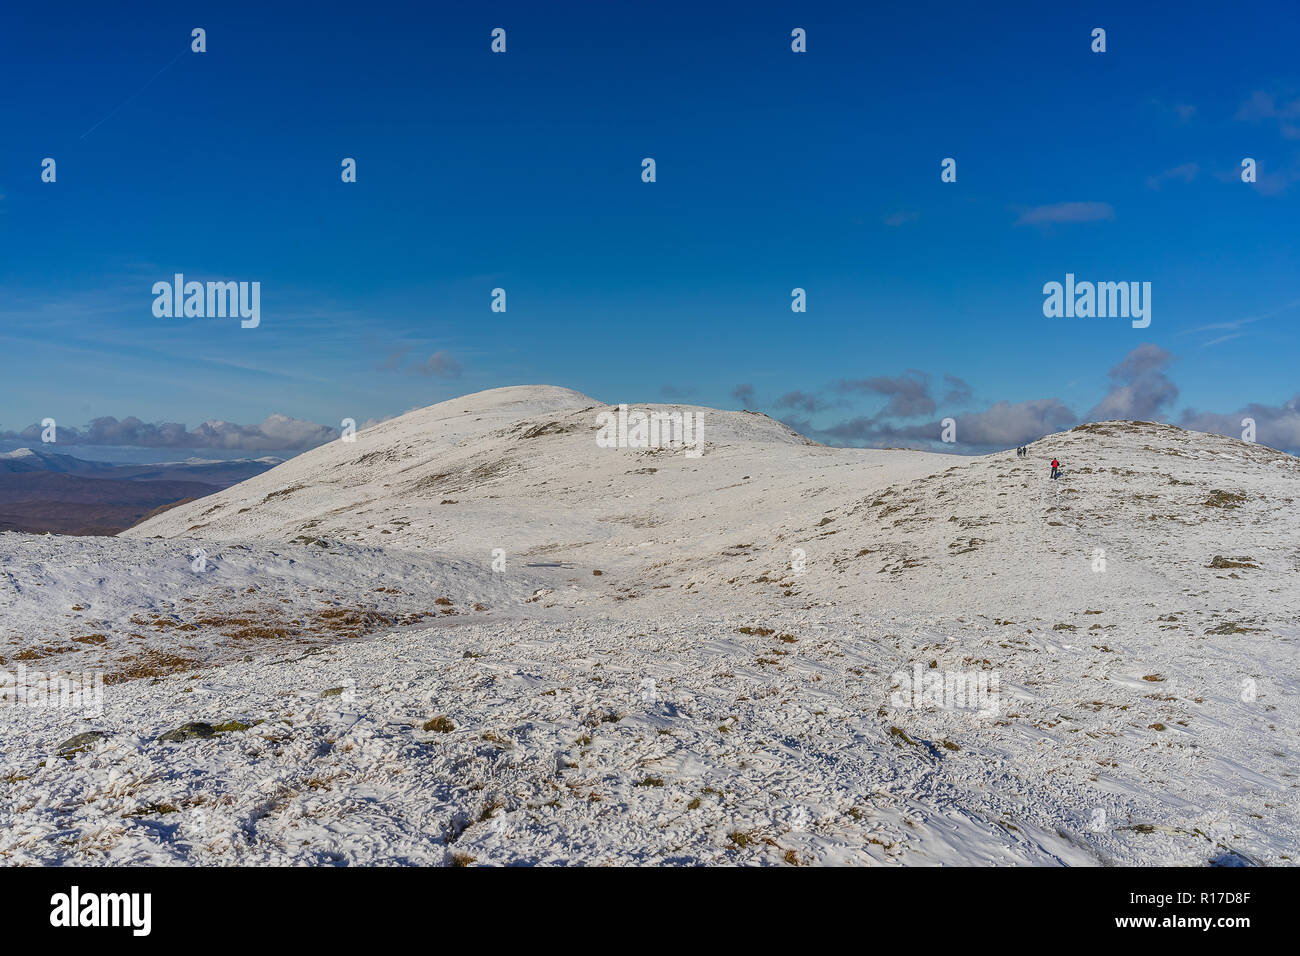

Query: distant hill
[0,447,117,475]
[101,457,283,485]
[0,448,283,534]
[0,473,220,535]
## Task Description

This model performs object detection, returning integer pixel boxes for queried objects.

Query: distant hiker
[1050,458,1060,479]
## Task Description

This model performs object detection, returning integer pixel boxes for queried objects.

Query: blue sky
[2,0,1298,456]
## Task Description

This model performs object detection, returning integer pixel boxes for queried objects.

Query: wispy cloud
[377,346,410,372]
[1202,332,1243,348]
[1236,89,1300,138]
[834,371,936,418]
[415,351,463,378]
[1013,202,1115,227]
[372,346,463,378]
[774,390,831,413]
[660,384,699,400]
[1256,164,1300,195]
[882,210,920,227]
[1182,296,1300,347]
[1146,162,1199,190]
[943,374,973,404]
[1147,98,1198,124]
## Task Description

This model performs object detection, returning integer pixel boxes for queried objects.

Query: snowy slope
[122,385,958,595]
[3,387,1297,866]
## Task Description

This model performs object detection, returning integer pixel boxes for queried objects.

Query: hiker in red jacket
[1050,458,1060,479]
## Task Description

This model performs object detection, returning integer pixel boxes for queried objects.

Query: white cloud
[1013,202,1115,227]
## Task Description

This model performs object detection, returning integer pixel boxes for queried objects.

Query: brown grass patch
[104,649,205,684]
[1202,490,1247,509]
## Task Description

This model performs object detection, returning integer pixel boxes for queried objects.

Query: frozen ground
[2,386,1297,865]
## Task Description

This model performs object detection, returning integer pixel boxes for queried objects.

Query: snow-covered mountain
[0,447,284,484]
[2,386,1296,866]
[0,447,117,474]
[124,386,1300,632]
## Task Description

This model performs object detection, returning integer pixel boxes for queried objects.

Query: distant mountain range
[0,447,283,535]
